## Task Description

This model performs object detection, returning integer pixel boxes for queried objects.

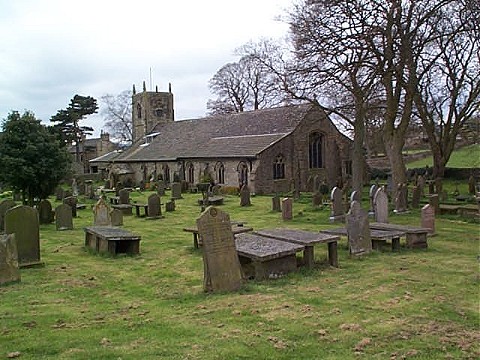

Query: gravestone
[468,175,476,195]
[165,200,175,212]
[5,205,42,267]
[394,183,408,213]
[281,197,293,220]
[0,200,17,233]
[411,186,421,209]
[171,182,182,200]
[329,187,344,222]
[428,194,440,215]
[0,234,20,285]
[346,201,372,256]
[196,206,243,292]
[55,186,65,201]
[157,180,166,196]
[63,196,77,217]
[55,204,73,231]
[239,185,251,206]
[147,193,162,218]
[38,199,54,224]
[312,192,322,207]
[373,187,389,223]
[369,184,378,213]
[272,196,281,212]
[119,188,130,204]
[417,174,425,196]
[110,209,123,226]
[421,204,435,235]
[350,190,361,202]
[93,198,111,226]
[72,178,78,196]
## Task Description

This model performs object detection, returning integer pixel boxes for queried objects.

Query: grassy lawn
[407,144,480,168]
[1,189,479,359]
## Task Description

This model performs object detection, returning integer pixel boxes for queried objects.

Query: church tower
[132,81,175,143]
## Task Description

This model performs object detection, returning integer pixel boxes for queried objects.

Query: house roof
[114,103,314,162]
[90,150,123,163]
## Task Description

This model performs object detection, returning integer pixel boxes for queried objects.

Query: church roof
[114,103,315,162]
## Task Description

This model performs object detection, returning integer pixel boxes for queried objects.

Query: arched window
[187,162,195,183]
[273,154,285,180]
[136,103,142,119]
[309,132,324,168]
[163,164,170,183]
[215,162,225,184]
[237,162,248,187]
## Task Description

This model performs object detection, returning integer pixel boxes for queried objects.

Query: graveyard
[0,183,479,359]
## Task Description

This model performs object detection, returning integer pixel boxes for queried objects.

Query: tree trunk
[352,96,366,194]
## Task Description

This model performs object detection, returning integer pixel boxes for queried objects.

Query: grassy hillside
[407,144,480,168]
[1,190,479,359]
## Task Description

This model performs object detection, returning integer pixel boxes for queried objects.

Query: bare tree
[101,90,133,144]
[411,0,480,178]
[207,41,285,115]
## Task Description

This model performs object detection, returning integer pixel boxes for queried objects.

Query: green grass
[1,188,479,359]
[407,144,480,168]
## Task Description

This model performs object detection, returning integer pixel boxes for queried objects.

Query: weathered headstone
[38,199,54,224]
[147,193,162,218]
[350,190,361,202]
[312,192,322,207]
[72,178,79,196]
[417,174,425,197]
[119,188,130,204]
[55,204,73,230]
[0,234,20,285]
[373,187,389,223]
[63,196,77,217]
[239,185,251,206]
[394,183,408,213]
[157,180,166,196]
[421,204,435,235]
[93,198,111,226]
[110,208,123,226]
[428,194,440,215]
[411,186,421,208]
[369,184,378,213]
[165,200,176,212]
[171,182,182,200]
[272,196,281,212]
[0,200,17,233]
[468,175,476,195]
[346,201,372,256]
[55,186,65,201]
[5,205,42,267]
[196,206,243,292]
[329,187,344,222]
[281,197,293,220]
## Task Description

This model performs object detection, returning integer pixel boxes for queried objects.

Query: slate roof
[114,103,314,162]
[90,150,123,163]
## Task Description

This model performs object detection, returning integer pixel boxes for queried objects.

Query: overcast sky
[0,0,293,137]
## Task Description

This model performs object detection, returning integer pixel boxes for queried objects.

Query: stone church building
[99,84,353,195]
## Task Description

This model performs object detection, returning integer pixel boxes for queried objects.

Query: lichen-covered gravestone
[196,206,243,292]
[171,182,183,200]
[0,199,17,233]
[38,199,54,224]
[0,234,20,285]
[63,196,78,218]
[147,193,162,218]
[346,201,372,256]
[55,204,73,231]
[5,205,42,267]
[239,185,251,206]
[93,198,111,226]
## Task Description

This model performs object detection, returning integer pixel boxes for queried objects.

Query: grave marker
[5,205,42,267]
[55,204,73,231]
[0,234,20,285]
[239,185,251,206]
[282,197,293,220]
[421,204,435,235]
[346,201,372,256]
[374,187,389,223]
[171,182,183,200]
[0,200,17,233]
[38,199,54,224]
[63,196,78,217]
[119,188,130,204]
[272,196,281,212]
[93,198,111,226]
[329,187,344,222]
[196,206,243,292]
[147,193,162,218]
[110,208,123,226]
